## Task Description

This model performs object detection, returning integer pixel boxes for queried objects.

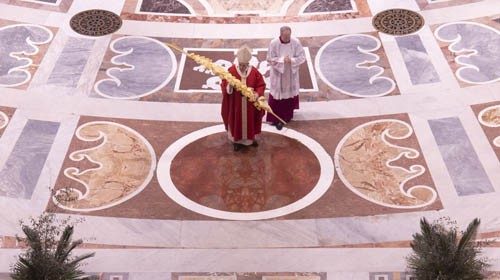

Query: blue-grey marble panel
[95,36,176,99]
[317,35,395,97]
[139,0,191,14]
[435,22,500,84]
[0,120,59,199]
[395,35,440,85]
[303,0,353,13]
[429,117,494,196]
[47,37,95,87]
[0,24,52,87]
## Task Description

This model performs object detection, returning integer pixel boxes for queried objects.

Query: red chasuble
[221,65,266,142]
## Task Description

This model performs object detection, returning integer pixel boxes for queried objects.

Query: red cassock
[221,65,266,142]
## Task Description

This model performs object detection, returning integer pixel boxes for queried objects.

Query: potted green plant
[407,217,489,280]
[11,213,95,280]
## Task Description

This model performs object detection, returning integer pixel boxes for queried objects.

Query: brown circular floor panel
[70,9,122,36]
[170,132,321,213]
[372,9,425,35]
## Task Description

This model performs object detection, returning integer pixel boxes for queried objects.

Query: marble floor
[0,0,499,279]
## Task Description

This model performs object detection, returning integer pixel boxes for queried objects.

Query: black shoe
[276,122,283,130]
[233,143,241,151]
[251,141,259,147]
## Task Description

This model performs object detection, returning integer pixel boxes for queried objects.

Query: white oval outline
[156,124,334,220]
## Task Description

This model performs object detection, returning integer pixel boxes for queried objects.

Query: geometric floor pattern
[0,0,499,279]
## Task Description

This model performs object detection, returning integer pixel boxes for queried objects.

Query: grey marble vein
[181,219,320,248]
[303,0,353,13]
[0,24,52,87]
[47,37,95,87]
[396,35,440,85]
[95,36,175,99]
[318,35,395,97]
[429,117,493,196]
[0,120,59,199]
[139,0,191,14]
[35,0,58,3]
[435,22,500,83]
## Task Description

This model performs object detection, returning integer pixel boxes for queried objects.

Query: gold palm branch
[166,43,286,125]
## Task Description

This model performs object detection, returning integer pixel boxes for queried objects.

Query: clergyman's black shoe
[276,122,283,130]
[251,141,259,147]
[233,143,242,151]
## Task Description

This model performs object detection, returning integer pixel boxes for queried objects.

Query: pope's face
[238,62,249,73]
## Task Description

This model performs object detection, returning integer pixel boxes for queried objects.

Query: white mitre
[236,45,252,64]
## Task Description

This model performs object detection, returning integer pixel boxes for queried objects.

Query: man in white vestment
[266,26,305,129]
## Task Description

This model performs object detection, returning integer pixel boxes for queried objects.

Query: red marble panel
[48,113,440,220]
[171,132,320,212]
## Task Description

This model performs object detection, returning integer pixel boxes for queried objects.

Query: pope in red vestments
[221,45,266,151]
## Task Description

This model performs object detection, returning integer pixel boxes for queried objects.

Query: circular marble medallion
[372,9,424,35]
[156,125,334,220]
[70,9,122,37]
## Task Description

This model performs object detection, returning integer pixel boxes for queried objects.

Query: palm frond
[10,214,95,279]
[407,217,489,280]
[457,218,480,254]
[55,225,74,262]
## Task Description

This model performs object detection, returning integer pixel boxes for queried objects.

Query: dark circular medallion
[70,9,122,37]
[372,9,425,35]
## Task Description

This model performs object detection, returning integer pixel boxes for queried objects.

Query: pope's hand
[249,94,257,102]
[257,96,271,111]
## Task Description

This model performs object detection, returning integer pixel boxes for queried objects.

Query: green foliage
[407,217,489,280]
[10,213,95,280]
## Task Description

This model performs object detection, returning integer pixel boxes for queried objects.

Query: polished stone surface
[0,24,52,87]
[302,0,355,13]
[435,22,500,84]
[139,0,191,14]
[395,34,440,85]
[428,117,494,196]
[0,0,499,277]
[170,132,320,212]
[316,34,396,97]
[94,36,176,99]
[0,120,59,199]
[47,37,95,87]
